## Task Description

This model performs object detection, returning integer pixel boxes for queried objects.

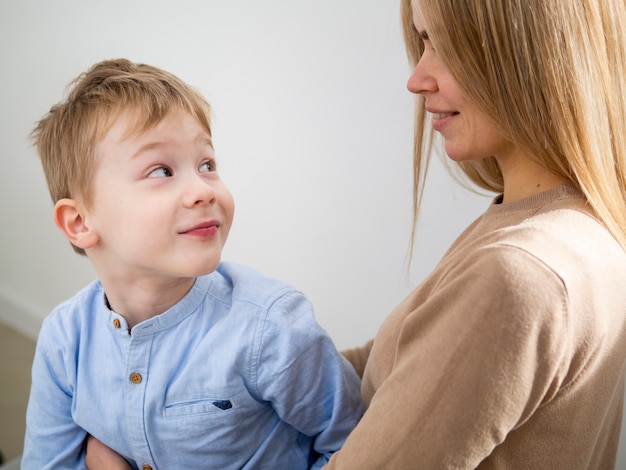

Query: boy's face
[84,110,234,283]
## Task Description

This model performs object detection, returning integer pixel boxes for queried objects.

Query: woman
[330,0,626,467]
[87,0,626,468]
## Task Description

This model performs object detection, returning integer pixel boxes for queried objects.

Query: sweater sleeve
[341,340,374,378]
[325,245,570,469]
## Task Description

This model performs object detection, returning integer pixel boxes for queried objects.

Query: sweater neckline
[486,184,583,216]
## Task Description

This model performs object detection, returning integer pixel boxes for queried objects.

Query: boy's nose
[183,175,216,207]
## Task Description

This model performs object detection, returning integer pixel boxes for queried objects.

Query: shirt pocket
[163,397,234,419]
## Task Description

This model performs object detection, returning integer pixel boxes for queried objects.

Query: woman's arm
[85,435,132,470]
[325,247,569,468]
[341,340,374,378]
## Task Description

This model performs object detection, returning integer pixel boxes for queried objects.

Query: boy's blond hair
[32,58,212,254]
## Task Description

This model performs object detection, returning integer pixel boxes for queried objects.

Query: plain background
[1,0,624,466]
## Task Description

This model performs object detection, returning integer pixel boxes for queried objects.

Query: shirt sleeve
[252,290,364,468]
[22,320,88,469]
[324,245,571,468]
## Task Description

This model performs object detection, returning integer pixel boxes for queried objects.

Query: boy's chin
[195,257,222,276]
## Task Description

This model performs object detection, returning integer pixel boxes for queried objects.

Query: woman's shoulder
[494,201,623,275]
[460,186,623,280]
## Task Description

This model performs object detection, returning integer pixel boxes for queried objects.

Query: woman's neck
[496,152,570,204]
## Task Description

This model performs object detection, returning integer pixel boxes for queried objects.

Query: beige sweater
[331,185,626,469]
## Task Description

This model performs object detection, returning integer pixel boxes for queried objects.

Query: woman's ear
[53,198,99,250]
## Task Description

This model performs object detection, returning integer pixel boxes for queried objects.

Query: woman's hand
[85,435,132,470]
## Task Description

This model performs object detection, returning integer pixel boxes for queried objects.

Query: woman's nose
[407,54,437,95]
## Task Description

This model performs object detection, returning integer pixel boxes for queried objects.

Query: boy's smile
[78,109,235,320]
[179,220,221,237]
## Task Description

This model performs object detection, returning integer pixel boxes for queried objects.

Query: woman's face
[407,2,513,163]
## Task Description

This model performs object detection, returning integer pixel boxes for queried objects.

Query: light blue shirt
[23,262,363,469]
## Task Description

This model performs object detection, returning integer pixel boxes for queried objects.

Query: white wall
[0,0,488,346]
[1,0,624,466]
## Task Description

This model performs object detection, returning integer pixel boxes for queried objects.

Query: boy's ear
[53,198,99,250]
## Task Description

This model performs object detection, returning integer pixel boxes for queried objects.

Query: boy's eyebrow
[131,141,166,158]
[130,136,214,159]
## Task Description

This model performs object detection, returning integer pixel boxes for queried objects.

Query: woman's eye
[200,160,217,173]
[148,166,173,178]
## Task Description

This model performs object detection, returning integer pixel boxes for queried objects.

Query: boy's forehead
[99,108,209,143]
[96,108,212,155]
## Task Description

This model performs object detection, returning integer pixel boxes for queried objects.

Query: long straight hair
[402,0,626,251]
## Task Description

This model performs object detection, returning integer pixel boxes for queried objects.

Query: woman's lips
[430,111,459,132]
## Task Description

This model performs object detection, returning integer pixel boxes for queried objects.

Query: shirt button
[142,465,153,470]
[130,373,142,384]
[112,318,121,329]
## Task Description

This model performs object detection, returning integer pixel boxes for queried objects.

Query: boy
[22,58,363,469]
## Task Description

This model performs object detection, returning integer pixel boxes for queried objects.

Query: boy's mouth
[180,220,220,236]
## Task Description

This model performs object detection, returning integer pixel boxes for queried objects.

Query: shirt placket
[125,323,156,469]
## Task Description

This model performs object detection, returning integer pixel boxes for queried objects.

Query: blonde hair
[31,58,213,255]
[402,0,626,250]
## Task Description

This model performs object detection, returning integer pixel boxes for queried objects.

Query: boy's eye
[148,166,173,178]
[200,160,217,173]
